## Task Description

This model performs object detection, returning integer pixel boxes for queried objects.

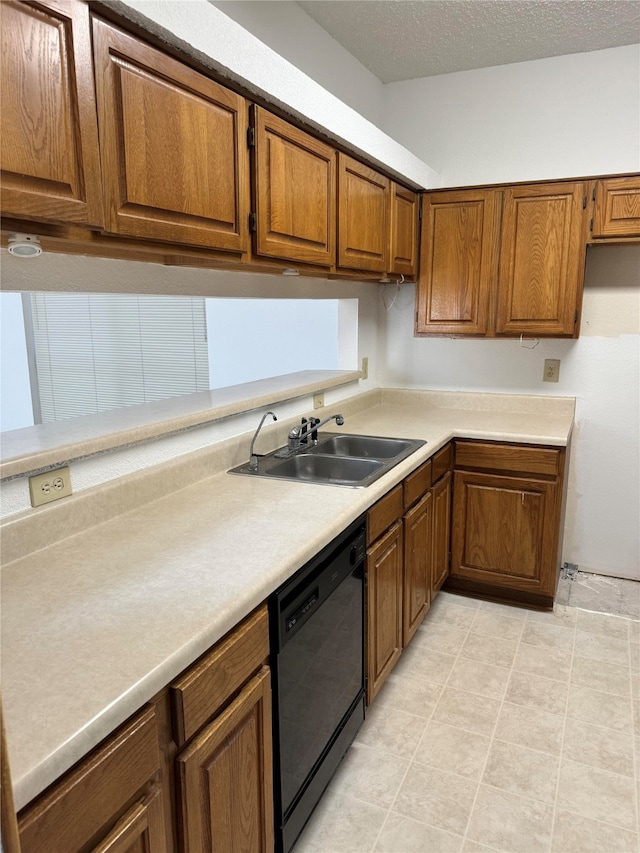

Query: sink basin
[317,435,415,459]
[228,432,426,487]
[265,453,383,485]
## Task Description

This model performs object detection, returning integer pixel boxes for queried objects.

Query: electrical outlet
[29,466,72,507]
[543,359,561,383]
[361,357,369,380]
[313,393,324,409]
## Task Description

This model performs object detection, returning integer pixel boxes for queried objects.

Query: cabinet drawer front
[403,459,432,510]
[367,484,403,545]
[455,441,561,477]
[19,706,161,853]
[432,442,453,482]
[171,605,269,746]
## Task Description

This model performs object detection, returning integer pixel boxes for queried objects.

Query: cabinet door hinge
[574,309,579,325]
[248,212,257,232]
[582,195,587,209]
[247,126,256,148]
[592,185,597,201]
[589,217,594,232]
[448,551,452,567]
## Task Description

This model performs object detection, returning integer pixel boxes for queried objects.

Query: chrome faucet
[249,411,277,470]
[287,413,344,450]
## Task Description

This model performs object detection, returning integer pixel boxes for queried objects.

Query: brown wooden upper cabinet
[251,106,336,266]
[338,154,390,273]
[416,188,500,335]
[416,180,589,338]
[92,18,249,253]
[0,0,103,227]
[591,175,640,239]
[390,183,419,278]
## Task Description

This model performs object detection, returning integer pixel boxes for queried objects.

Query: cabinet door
[1,0,103,225]
[366,522,403,704]
[416,189,500,335]
[176,667,273,853]
[451,470,558,597]
[92,789,166,853]
[496,182,588,337]
[338,154,390,272]
[592,176,640,238]
[252,107,335,266]
[403,491,432,646]
[431,471,452,596]
[92,18,248,252]
[390,184,419,277]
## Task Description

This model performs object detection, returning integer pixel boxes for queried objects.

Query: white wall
[210,1,383,126]
[378,48,640,580]
[381,45,640,186]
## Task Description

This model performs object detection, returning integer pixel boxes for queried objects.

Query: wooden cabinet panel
[390,183,419,277]
[176,667,273,853]
[455,441,561,478]
[416,189,500,335]
[431,471,452,596]
[403,459,432,511]
[92,789,166,853]
[451,469,558,596]
[367,484,403,546]
[18,706,164,853]
[252,107,335,265]
[338,154,390,272]
[92,18,248,252]
[403,492,432,645]
[496,182,588,337]
[171,605,269,747]
[1,0,103,225]
[366,522,403,704]
[592,176,640,238]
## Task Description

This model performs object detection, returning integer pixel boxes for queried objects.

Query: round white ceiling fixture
[7,233,42,257]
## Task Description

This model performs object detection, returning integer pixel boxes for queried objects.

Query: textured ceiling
[296,0,640,82]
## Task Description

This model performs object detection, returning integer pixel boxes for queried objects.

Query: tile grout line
[458,603,526,851]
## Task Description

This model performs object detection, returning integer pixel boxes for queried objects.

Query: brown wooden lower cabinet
[431,470,452,596]
[92,789,167,853]
[403,490,433,645]
[175,667,273,853]
[448,440,565,607]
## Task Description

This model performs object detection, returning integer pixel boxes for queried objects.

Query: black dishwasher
[270,515,366,853]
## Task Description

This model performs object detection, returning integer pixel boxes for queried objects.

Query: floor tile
[482,739,559,803]
[414,719,491,780]
[574,628,631,666]
[392,640,456,685]
[293,784,387,853]
[470,609,525,641]
[392,762,478,836]
[479,599,528,619]
[412,618,469,655]
[571,654,631,697]
[427,597,479,630]
[520,619,575,651]
[373,812,464,852]
[505,670,569,716]
[566,682,634,732]
[513,641,572,681]
[356,702,427,759]
[576,609,631,639]
[432,687,502,736]
[447,657,510,699]
[557,758,637,831]
[329,742,410,809]
[374,670,442,718]
[551,809,639,853]
[466,785,555,852]
[460,632,518,668]
[562,717,635,777]
[494,701,564,755]
[527,607,577,628]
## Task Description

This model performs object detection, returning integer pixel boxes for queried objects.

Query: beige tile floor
[293,591,640,853]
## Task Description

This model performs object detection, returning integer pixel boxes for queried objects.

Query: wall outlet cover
[543,359,561,382]
[29,466,72,507]
[313,393,324,409]
[361,357,369,380]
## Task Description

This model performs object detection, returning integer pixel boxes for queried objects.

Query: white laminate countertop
[1,391,575,811]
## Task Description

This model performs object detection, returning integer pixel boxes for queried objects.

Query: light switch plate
[29,466,73,507]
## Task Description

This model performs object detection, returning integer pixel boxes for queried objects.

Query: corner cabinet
[251,106,335,266]
[390,184,420,278]
[92,17,249,253]
[416,180,590,338]
[338,154,390,273]
[448,440,566,608]
[0,0,103,226]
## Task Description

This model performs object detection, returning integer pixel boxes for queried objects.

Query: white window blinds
[28,293,209,423]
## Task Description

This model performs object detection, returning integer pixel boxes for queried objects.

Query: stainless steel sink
[265,453,383,484]
[229,432,426,487]
[316,435,415,459]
